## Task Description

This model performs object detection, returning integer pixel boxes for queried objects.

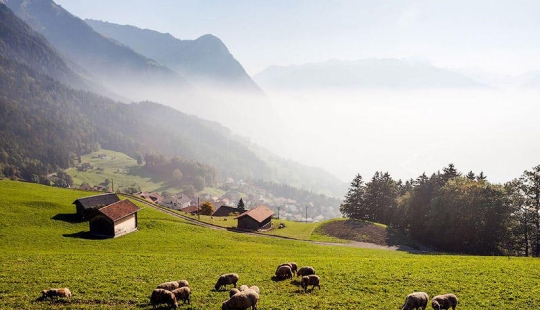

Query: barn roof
[235,206,274,223]
[73,193,120,210]
[212,205,241,217]
[97,199,141,222]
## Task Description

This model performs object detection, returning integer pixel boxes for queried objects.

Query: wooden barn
[73,193,120,220]
[235,206,274,230]
[212,205,242,217]
[89,199,141,238]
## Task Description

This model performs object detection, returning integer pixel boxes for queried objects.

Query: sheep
[297,266,316,277]
[214,273,239,291]
[150,289,178,310]
[431,293,458,310]
[402,292,429,310]
[239,285,250,292]
[229,288,241,298]
[276,262,298,275]
[221,289,259,310]
[301,275,321,292]
[171,286,191,305]
[41,288,72,299]
[177,279,189,288]
[238,285,260,294]
[248,286,260,294]
[157,281,180,291]
[275,265,293,280]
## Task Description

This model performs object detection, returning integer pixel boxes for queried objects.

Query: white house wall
[114,214,137,237]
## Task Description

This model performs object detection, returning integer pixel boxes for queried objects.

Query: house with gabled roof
[89,199,141,238]
[73,193,120,220]
[212,205,241,217]
[235,205,274,231]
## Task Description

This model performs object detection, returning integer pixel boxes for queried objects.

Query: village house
[89,199,141,238]
[235,206,274,231]
[212,205,241,217]
[73,193,120,220]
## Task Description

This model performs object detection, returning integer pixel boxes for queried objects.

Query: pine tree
[237,198,245,212]
[339,174,366,219]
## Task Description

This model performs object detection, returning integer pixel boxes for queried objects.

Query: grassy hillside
[1,180,539,309]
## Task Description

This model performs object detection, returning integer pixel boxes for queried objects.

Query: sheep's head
[431,300,441,310]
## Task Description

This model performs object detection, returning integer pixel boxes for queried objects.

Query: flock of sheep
[38,263,458,309]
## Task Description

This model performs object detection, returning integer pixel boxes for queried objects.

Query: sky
[55,0,540,76]
[53,0,540,185]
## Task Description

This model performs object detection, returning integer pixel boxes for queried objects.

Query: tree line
[340,164,540,256]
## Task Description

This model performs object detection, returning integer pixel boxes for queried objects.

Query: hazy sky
[55,0,540,76]
[52,0,540,185]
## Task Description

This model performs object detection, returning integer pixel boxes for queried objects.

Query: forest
[340,163,540,256]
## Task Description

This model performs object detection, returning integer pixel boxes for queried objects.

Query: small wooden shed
[73,193,120,220]
[235,206,274,230]
[89,199,141,238]
[212,205,241,217]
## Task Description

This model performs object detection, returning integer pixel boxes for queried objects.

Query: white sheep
[431,293,458,310]
[41,288,72,299]
[157,281,180,291]
[402,292,429,310]
[221,289,259,310]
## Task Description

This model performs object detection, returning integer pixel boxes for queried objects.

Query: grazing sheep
[221,289,259,310]
[402,292,429,310]
[157,281,180,291]
[177,280,189,288]
[275,265,293,280]
[276,262,298,275]
[150,289,178,310]
[171,287,191,305]
[239,285,250,291]
[214,273,239,291]
[431,293,458,310]
[301,275,321,292]
[248,286,260,294]
[229,288,241,298]
[41,288,72,299]
[297,266,316,277]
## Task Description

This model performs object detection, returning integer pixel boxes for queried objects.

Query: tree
[136,154,143,166]
[364,171,398,224]
[193,175,206,191]
[520,165,540,256]
[339,174,366,219]
[172,168,183,185]
[466,171,476,180]
[237,198,245,212]
[199,201,214,215]
[442,163,460,182]
[182,185,196,198]
[505,179,532,256]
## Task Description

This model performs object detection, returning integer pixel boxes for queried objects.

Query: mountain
[0,2,92,91]
[85,19,263,94]
[254,58,485,91]
[4,0,194,102]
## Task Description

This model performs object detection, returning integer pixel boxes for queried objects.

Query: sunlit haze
[55,0,540,184]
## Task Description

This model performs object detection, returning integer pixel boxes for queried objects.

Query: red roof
[235,206,274,223]
[97,199,141,222]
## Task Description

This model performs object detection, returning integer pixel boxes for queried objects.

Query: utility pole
[197,197,200,220]
[277,206,280,220]
[305,205,308,224]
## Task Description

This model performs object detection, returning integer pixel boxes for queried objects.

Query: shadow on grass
[52,213,84,223]
[62,231,108,240]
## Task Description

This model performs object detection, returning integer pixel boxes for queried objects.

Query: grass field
[1,179,539,309]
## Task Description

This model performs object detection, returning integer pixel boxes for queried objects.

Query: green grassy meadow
[0,180,539,309]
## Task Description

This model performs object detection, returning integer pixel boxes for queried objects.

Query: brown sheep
[297,266,316,277]
[229,288,241,298]
[276,262,298,275]
[171,287,191,305]
[221,289,259,310]
[214,273,239,291]
[177,280,189,288]
[150,289,178,309]
[275,265,293,280]
[402,292,429,310]
[431,293,458,310]
[41,288,72,299]
[301,275,321,292]
[157,281,180,291]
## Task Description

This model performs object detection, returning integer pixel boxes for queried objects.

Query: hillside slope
[1,180,539,309]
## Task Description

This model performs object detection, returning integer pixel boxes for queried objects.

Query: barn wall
[89,215,114,237]
[114,214,137,237]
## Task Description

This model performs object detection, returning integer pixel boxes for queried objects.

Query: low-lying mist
[148,86,540,185]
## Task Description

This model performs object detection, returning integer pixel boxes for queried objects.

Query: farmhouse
[73,193,120,220]
[89,199,141,238]
[235,206,274,230]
